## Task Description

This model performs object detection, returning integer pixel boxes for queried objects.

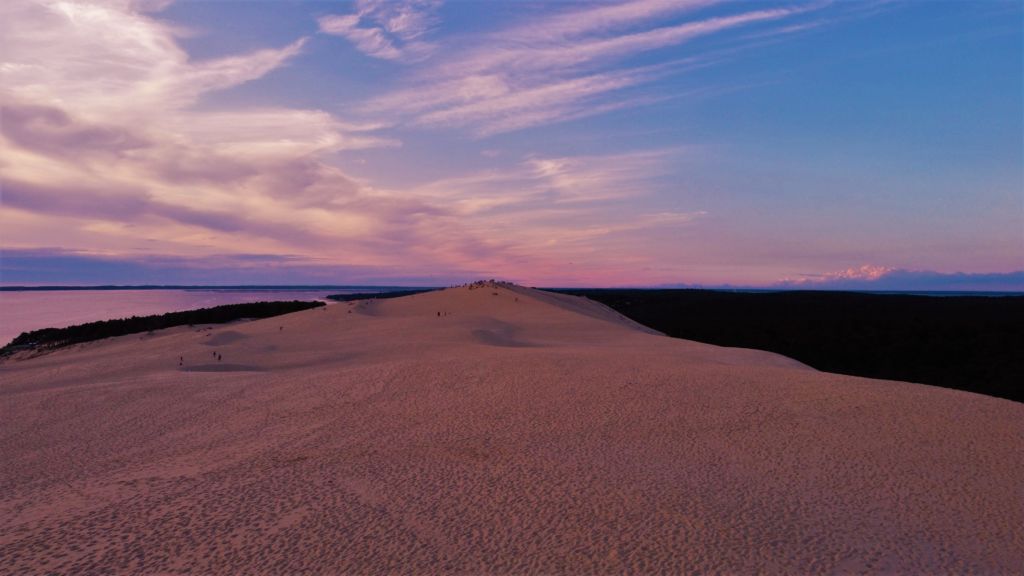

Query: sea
[0,287,393,345]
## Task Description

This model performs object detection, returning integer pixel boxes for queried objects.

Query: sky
[1,0,1021,288]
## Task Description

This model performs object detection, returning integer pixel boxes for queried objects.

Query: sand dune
[1,283,1021,574]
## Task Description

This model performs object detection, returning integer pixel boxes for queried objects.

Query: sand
[1,283,1021,574]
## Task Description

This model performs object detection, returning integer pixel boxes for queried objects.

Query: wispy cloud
[440,6,802,78]
[319,0,441,61]
[381,149,707,283]
[411,149,676,211]
[359,0,818,135]
[502,0,717,41]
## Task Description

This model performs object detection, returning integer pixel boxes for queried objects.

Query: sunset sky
[1,0,1021,288]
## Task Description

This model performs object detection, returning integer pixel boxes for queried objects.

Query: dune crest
[1,282,1021,573]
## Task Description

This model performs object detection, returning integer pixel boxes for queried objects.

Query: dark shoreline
[327,289,438,302]
[1,300,325,356]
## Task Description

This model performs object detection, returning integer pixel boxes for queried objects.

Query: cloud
[382,149,707,283]
[169,108,399,157]
[503,0,717,42]
[1,179,330,245]
[0,0,424,269]
[359,0,817,135]
[782,264,895,284]
[410,66,674,136]
[319,0,440,61]
[439,6,801,79]
[411,149,676,211]
[777,266,1024,291]
[0,0,709,286]
[1,104,150,157]
[1,0,307,118]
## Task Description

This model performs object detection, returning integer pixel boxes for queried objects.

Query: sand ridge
[1,282,1021,573]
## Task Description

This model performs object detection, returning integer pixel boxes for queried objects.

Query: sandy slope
[1,283,1021,574]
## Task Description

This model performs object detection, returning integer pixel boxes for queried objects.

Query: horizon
[2,283,1023,294]
[1,0,1022,290]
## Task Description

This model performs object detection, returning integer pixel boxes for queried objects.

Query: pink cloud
[318,0,440,61]
[501,0,719,42]
[781,265,897,286]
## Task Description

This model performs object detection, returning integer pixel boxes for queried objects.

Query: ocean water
[0,288,369,345]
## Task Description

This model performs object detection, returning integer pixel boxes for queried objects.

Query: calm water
[0,289,368,345]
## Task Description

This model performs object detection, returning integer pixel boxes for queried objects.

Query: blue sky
[1,0,1021,287]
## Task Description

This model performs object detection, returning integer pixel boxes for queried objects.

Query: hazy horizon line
[2,284,1022,295]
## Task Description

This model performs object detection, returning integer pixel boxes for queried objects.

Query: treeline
[327,289,436,302]
[553,289,1024,404]
[2,300,325,355]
